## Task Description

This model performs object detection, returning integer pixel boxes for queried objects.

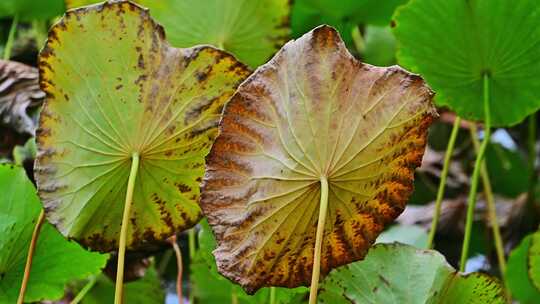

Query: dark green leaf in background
[0,0,65,21]
[81,266,164,304]
[0,164,107,303]
[505,235,540,304]
[485,143,530,197]
[292,0,406,50]
[529,229,540,292]
[362,25,397,67]
[393,0,540,126]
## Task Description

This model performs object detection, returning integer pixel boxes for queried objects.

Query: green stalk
[17,209,46,304]
[469,124,506,275]
[232,290,238,304]
[459,74,492,272]
[188,228,196,304]
[269,287,276,304]
[71,276,98,304]
[114,153,140,304]
[351,26,365,55]
[427,116,462,249]
[527,114,537,206]
[3,14,19,60]
[308,177,329,304]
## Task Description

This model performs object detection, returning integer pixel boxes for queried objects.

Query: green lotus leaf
[393,0,540,126]
[35,1,250,252]
[318,243,506,303]
[200,25,436,293]
[529,229,540,291]
[0,0,64,21]
[505,235,540,304]
[0,164,108,303]
[291,0,407,47]
[66,0,290,68]
[485,143,531,197]
[362,25,397,67]
[81,266,164,304]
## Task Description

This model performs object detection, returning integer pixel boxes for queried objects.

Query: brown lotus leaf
[200,25,437,293]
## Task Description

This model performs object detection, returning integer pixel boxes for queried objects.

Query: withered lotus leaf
[200,25,436,293]
[35,1,249,252]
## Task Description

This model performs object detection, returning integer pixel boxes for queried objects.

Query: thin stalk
[308,177,329,304]
[188,228,196,304]
[71,276,98,304]
[469,124,506,275]
[3,14,19,60]
[527,114,537,205]
[168,235,183,304]
[232,290,238,304]
[17,209,46,304]
[114,153,140,304]
[269,287,276,304]
[427,117,462,248]
[351,26,365,55]
[459,74,491,272]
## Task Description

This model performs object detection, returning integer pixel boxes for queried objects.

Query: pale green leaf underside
[393,0,540,126]
[36,1,249,252]
[319,243,506,304]
[0,164,108,303]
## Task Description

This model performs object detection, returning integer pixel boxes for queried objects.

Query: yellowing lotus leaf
[35,1,250,252]
[200,25,436,293]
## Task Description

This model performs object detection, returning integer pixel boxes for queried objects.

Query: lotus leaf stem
[460,74,492,272]
[114,153,140,304]
[17,209,46,304]
[427,116,462,249]
[309,177,329,304]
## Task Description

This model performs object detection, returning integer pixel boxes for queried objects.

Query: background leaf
[528,229,540,291]
[393,0,540,126]
[0,164,108,303]
[362,25,397,67]
[81,266,164,304]
[0,0,64,21]
[485,143,530,198]
[376,224,428,248]
[318,243,506,304]
[505,235,540,304]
